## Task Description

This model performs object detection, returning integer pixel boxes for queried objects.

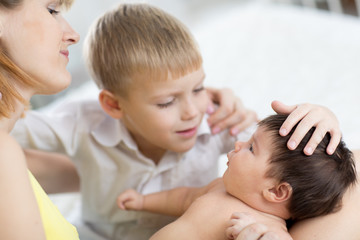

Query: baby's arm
[272,101,341,155]
[117,178,221,216]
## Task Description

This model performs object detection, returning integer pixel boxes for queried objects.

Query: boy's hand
[271,100,341,155]
[226,212,279,240]
[117,189,144,211]
[206,87,258,136]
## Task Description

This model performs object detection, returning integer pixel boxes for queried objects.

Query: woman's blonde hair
[0,50,32,118]
[84,3,203,98]
[0,0,74,118]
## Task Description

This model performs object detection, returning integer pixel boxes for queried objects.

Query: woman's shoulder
[0,130,25,159]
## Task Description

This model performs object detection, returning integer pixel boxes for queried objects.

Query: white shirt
[12,100,254,240]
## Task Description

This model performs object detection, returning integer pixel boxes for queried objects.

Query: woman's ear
[99,89,124,119]
[263,182,292,203]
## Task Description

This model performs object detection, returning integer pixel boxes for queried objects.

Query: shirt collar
[91,114,212,149]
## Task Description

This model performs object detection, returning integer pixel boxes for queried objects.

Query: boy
[12,3,342,240]
[117,114,357,240]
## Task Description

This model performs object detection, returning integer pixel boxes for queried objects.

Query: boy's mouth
[176,127,197,138]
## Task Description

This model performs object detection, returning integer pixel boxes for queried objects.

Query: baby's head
[260,114,356,220]
[84,3,202,99]
[224,114,356,221]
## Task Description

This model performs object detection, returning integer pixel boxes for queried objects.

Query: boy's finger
[286,116,316,150]
[229,112,258,136]
[326,130,341,155]
[271,100,296,115]
[278,104,312,137]
[303,126,327,155]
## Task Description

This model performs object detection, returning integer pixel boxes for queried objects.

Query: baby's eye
[249,144,254,153]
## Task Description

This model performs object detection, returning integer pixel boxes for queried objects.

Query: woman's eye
[48,8,60,15]
[194,86,204,93]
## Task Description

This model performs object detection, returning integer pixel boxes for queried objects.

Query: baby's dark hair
[259,114,357,221]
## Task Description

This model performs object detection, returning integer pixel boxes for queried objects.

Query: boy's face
[223,126,274,204]
[118,67,209,159]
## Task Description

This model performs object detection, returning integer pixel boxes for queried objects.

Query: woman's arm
[0,132,46,240]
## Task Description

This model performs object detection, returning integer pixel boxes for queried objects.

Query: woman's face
[0,0,79,95]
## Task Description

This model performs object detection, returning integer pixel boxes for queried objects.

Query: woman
[0,0,79,239]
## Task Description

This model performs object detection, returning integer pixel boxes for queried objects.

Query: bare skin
[119,179,292,240]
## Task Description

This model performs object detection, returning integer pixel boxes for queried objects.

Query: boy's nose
[181,100,198,121]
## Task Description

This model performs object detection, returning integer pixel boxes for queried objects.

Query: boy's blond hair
[84,3,203,98]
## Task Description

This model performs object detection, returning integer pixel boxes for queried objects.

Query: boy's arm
[25,149,79,194]
[118,178,221,216]
[272,101,341,155]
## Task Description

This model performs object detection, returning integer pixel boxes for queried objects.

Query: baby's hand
[226,212,280,240]
[226,212,257,239]
[117,189,144,211]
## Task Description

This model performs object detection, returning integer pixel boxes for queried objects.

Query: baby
[118,114,357,239]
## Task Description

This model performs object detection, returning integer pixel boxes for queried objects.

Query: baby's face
[223,126,274,203]
[118,67,209,158]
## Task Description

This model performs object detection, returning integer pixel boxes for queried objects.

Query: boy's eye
[48,8,60,15]
[157,100,174,109]
[193,86,204,93]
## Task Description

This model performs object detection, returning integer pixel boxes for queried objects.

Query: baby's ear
[99,90,123,119]
[263,182,292,203]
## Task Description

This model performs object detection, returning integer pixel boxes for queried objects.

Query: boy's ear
[263,182,292,203]
[99,89,124,119]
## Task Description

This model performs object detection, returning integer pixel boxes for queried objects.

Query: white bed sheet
[49,1,360,226]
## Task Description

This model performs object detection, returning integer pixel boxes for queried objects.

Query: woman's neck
[0,100,26,133]
[0,83,33,133]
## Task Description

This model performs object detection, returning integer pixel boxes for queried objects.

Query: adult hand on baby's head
[271,100,341,155]
[206,87,258,136]
[117,189,144,211]
[226,212,280,240]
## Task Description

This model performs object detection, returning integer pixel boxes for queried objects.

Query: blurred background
[31,0,360,107]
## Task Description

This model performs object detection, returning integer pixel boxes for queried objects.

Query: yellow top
[29,171,79,240]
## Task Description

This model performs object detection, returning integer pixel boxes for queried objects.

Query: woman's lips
[60,50,69,59]
[176,127,197,138]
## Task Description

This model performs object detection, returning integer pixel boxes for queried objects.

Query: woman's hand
[206,87,258,136]
[271,100,341,155]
